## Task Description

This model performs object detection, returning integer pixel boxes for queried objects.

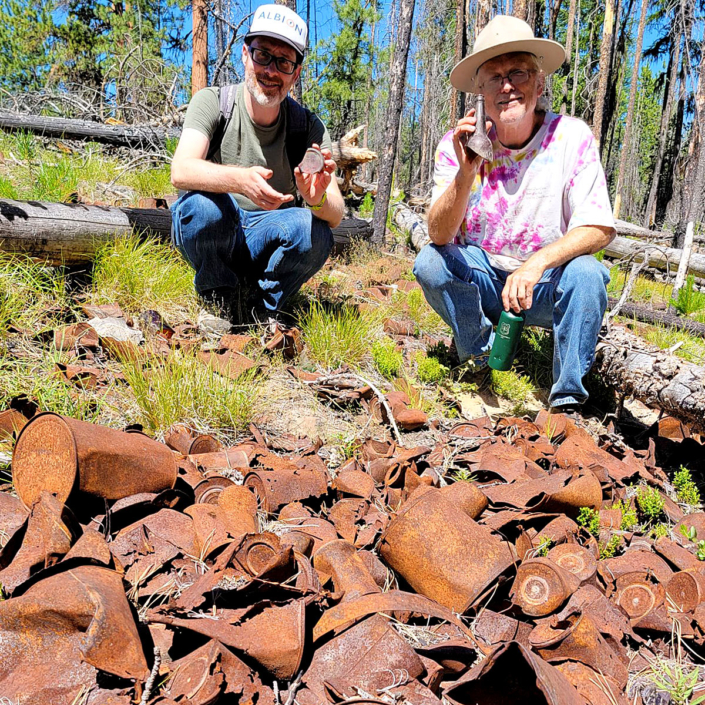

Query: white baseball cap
[245,4,308,59]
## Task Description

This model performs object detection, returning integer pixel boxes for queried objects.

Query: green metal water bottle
[488,310,525,371]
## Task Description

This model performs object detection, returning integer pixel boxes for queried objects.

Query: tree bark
[192,0,209,95]
[475,0,491,35]
[560,0,578,115]
[371,0,415,245]
[613,0,648,218]
[0,200,371,265]
[592,0,615,146]
[513,0,529,21]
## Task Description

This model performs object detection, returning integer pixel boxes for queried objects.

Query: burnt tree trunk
[452,0,467,121]
[560,0,577,115]
[371,0,415,245]
[592,0,615,147]
[613,0,648,218]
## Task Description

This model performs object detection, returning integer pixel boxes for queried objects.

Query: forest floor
[0,131,704,704]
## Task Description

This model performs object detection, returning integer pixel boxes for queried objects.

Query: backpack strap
[284,95,312,176]
[206,84,238,162]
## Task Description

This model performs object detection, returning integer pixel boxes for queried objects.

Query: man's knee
[560,255,609,297]
[413,244,449,290]
[174,191,238,239]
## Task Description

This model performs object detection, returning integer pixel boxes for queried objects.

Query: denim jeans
[171,191,334,312]
[413,243,610,407]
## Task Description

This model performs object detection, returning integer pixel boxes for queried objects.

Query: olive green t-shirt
[182,83,332,211]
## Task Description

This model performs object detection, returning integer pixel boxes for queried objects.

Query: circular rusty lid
[547,543,597,583]
[512,558,569,617]
[193,476,234,504]
[244,472,269,512]
[616,572,664,619]
[666,570,704,613]
[13,412,78,509]
[188,434,220,455]
[244,540,279,575]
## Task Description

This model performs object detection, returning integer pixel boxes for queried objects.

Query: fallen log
[615,218,705,244]
[393,202,705,430]
[0,111,179,147]
[607,298,705,337]
[595,325,705,433]
[0,199,371,266]
[603,236,705,279]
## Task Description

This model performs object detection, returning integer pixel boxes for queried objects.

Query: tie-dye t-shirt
[430,111,615,271]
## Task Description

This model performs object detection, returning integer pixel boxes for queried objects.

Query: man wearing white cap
[170,4,344,321]
[413,15,616,412]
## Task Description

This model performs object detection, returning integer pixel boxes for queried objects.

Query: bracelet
[307,191,327,211]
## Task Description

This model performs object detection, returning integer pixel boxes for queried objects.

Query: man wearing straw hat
[413,15,616,413]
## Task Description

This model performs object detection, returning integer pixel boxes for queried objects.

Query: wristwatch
[307,191,327,211]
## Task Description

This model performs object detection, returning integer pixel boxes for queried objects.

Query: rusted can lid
[12,412,79,508]
[193,475,235,504]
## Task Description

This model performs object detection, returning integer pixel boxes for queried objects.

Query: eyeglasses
[481,69,534,91]
[248,46,299,75]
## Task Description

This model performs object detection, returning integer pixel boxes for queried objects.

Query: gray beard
[245,71,284,108]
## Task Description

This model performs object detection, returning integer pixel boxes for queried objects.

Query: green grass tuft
[490,368,536,403]
[299,300,380,370]
[671,275,705,316]
[91,235,198,322]
[119,348,261,436]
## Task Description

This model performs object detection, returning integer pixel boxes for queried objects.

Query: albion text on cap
[246,4,308,58]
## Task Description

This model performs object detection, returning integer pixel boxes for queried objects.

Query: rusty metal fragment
[314,539,381,601]
[245,460,329,513]
[511,558,582,617]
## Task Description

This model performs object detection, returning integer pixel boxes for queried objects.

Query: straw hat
[450,15,566,91]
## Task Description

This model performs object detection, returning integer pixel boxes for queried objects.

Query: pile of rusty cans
[0,409,704,705]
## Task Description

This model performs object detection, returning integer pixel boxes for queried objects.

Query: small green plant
[490,368,536,404]
[299,301,380,370]
[536,535,552,557]
[681,524,697,542]
[673,466,701,507]
[358,192,375,218]
[609,499,638,530]
[648,658,705,705]
[636,485,665,521]
[599,534,622,559]
[671,274,705,316]
[404,289,448,335]
[577,507,601,538]
[372,337,404,378]
[415,352,449,384]
[452,468,476,482]
[650,523,670,540]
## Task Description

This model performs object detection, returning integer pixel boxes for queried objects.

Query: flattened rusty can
[379,486,514,612]
[244,464,329,513]
[510,558,581,617]
[666,569,705,613]
[12,412,178,508]
[314,539,381,601]
[546,543,597,584]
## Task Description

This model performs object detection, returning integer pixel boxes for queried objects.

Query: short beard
[245,70,284,108]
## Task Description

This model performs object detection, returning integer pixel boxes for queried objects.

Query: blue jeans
[413,244,610,407]
[171,191,333,312]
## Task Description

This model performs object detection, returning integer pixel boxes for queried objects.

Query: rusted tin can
[546,543,597,584]
[12,412,178,508]
[614,571,665,621]
[379,486,514,612]
[193,476,235,504]
[164,425,221,456]
[244,464,329,514]
[510,558,581,617]
[666,569,705,613]
[438,481,488,520]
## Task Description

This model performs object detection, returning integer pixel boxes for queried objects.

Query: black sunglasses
[248,46,299,75]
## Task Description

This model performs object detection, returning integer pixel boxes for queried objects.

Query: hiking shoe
[549,403,584,421]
